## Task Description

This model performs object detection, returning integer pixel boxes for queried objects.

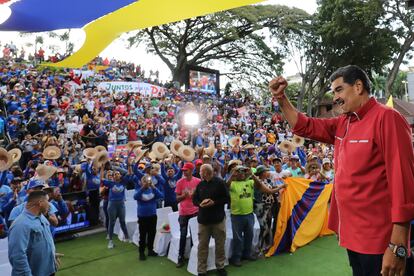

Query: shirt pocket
[342,138,375,176]
[30,228,43,243]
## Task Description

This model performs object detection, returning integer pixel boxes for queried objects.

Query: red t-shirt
[175,176,201,216]
[293,97,414,254]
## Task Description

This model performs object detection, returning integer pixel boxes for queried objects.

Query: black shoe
[176,257,185,268]
[229,259,242,267]
[198,274,207,276]
[242,255,257,261]
[148,250,158,257]
[217,268,227,276]
[139,252,146,261]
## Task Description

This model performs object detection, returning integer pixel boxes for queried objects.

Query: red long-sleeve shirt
[293,97,414,254]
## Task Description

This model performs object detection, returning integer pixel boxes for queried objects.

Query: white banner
[97,82,165,97]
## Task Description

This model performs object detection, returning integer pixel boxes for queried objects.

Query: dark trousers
[347,250,383,276]
[164,202,178,212]
[347,249,413,276]
[231,213,254,262]
[138,215,157,253]
[87,189,100,226]
[178,213,197,258]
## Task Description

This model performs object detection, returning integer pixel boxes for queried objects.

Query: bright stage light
[183,112,200,127]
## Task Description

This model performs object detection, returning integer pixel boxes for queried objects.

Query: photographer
[226,165,280,267]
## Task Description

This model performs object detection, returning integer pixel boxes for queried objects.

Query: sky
[0,0,318,82]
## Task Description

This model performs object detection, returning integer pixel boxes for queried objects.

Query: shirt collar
[346,97,377,122]
[23,208,41,220]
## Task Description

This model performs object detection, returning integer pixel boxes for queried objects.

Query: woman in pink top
[175,162,200,268]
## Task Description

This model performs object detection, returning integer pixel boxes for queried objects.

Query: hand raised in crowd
[269,76,288,100]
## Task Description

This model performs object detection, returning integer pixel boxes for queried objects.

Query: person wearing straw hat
[175,162,201,268]
[286,156,305,177]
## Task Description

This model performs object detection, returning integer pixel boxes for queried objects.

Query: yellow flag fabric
[386,95,394,108]
[47,0,263,68]
[266,178,334,257]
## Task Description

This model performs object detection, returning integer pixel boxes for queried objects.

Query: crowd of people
[0,45,338,276]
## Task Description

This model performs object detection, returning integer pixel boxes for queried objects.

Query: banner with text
[98,82,165,97]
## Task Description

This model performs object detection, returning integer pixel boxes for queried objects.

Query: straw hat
[36,164,57,181]
[148,151,158,162]
[49,88,57,96]
[8,148,22,163]
[94,145,107,153]
[204,143,216,157]
[134,148,148,161]
[126,141,143,151]
[0,148,13,172]
[292,135,305,147]
[152,142,170,159]
[243,144,255,150]
[83,148,98,160]
[170,139,183,156]
[93,150,109,168]
[43,146,61,160]
[228,136,243,147]
[278,140,296,154]
[228,159,242,168]
[179,146,195,162]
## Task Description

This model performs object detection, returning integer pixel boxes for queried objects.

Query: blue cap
[144,163,153,170]
[27,178,45,190]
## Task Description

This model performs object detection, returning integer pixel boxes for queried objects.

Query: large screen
[186,65,219,95]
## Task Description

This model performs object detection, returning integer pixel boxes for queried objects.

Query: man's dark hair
[27,190,47,203]
[329,65,371,94]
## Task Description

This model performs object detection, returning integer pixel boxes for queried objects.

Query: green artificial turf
[56,233,351,276]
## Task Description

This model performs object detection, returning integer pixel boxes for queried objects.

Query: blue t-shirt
[103,180,126,201]
[134,187,163,217]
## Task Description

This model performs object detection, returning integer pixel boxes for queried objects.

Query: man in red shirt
[175,162,201,268]
[269,65,414,276]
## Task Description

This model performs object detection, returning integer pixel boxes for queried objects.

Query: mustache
[333,98,344,106]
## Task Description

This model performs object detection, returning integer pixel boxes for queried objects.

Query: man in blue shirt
[8,190,57,276]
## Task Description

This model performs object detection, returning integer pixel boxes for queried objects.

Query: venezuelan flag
[266,178,334,256]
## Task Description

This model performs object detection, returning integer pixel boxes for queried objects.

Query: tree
[276,0,398,115]
[383,1,414,98]
[127,5,309,85]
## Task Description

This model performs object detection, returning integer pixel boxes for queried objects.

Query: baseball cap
[255,165,269,176]
[181,162,195,171]
[27,178,45,190]
[323,158,331,165]
[195,159,203,166]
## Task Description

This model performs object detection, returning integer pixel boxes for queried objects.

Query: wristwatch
[388,243,408,259]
